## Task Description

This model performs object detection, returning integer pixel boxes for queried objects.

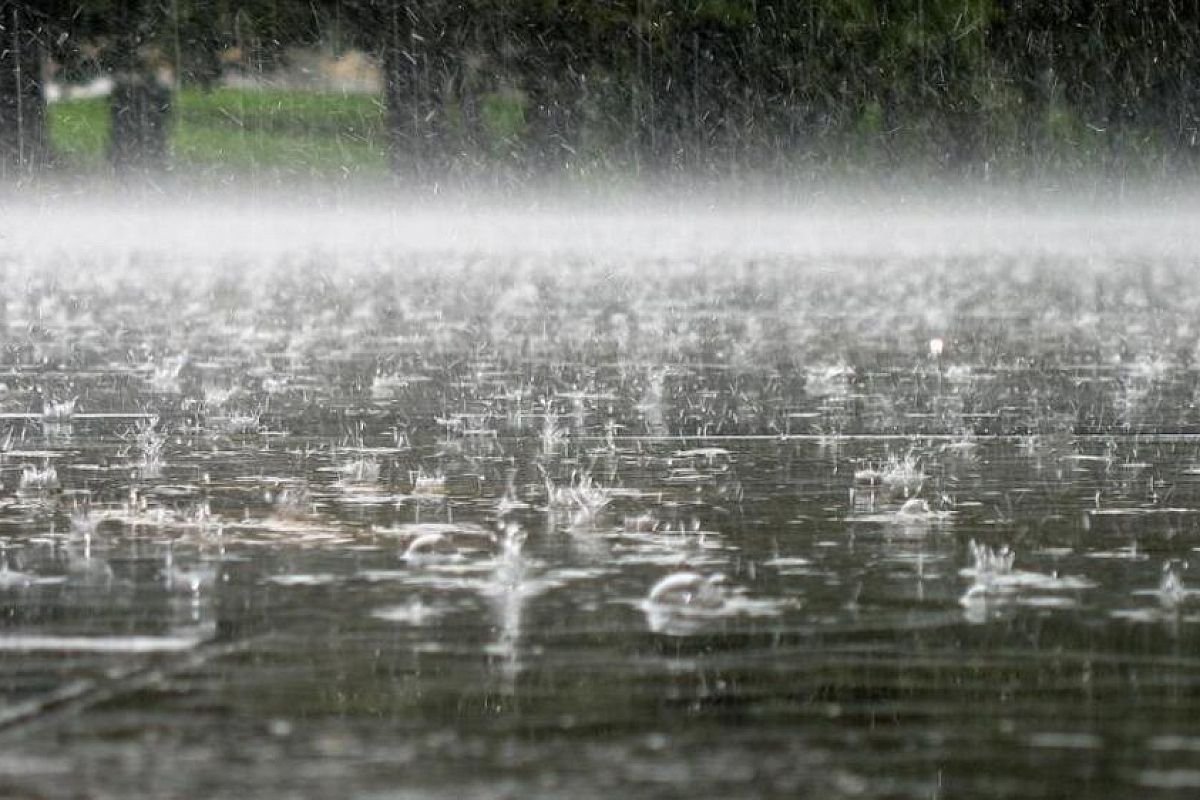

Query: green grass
[47,84,1183,184]
[48,87,391,177]
[47,96,110,170]
[176,87,386,138]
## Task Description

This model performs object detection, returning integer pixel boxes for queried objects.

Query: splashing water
[41,398,77,422]
[2,202,1200,797]
[970,540,1017,580]
[1158,561,1189,610]
[882,451,926,496]
[134,416,167,476]
[545,470,611,521]
[646,571,729,610]
[19,463,59,491]
[402,533,464,565]
[492,524,529,591]
[540,405,567,455]
[337,456,381,485]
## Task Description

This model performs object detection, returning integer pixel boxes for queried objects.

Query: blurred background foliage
[2,0,1198,183]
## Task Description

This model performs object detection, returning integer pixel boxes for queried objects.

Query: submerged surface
[1,202,1200,798]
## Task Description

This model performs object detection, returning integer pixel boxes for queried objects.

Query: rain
[2,3,1200,799]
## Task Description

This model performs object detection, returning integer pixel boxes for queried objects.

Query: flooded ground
[1,200,1199,798]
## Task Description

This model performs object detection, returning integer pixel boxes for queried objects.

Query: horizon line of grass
[45,86,1200,183]
[48,88,391,177]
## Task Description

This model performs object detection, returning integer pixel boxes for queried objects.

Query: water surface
[0,203,1198,798]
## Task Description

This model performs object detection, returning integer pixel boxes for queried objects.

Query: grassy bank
[48,88,391,178]
[45,85,1194,188]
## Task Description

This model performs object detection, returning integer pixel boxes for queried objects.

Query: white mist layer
[2,194,1198,271]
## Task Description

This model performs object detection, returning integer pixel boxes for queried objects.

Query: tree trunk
[380,4,428,180]
[108,0,171,173]
[109,77,171,171]
[379,1,457,182]
[0,4,47,176]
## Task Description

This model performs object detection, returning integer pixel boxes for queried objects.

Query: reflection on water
[0,207,1199,797]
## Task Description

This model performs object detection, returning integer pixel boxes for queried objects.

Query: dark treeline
[4,0,1200,180]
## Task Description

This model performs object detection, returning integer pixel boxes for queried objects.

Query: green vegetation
[49,88,391,176]
[176,88,385,139]
[47,97,109,171]
[44,78,1189,183]
[19,0,1200,181]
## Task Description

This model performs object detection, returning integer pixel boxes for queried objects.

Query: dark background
[3,1,1199,182]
